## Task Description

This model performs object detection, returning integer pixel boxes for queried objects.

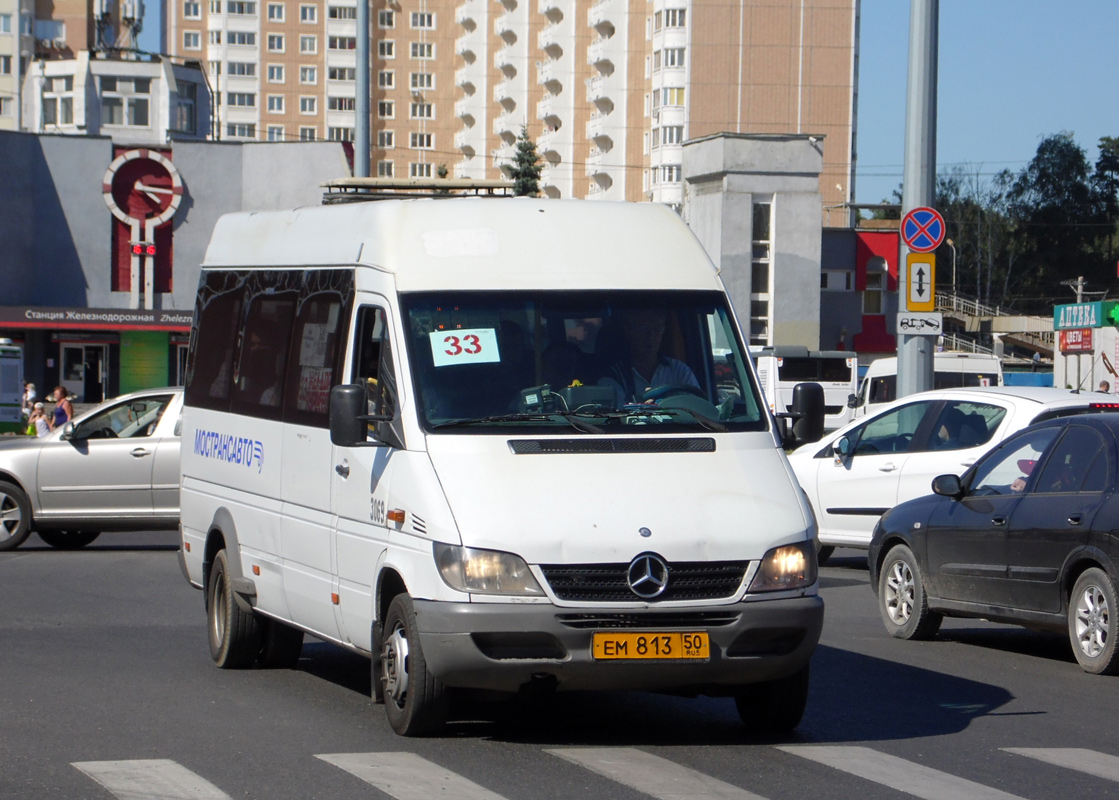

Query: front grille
[557,611,741,629]
[510,438,716,455]
[540,561,748,602]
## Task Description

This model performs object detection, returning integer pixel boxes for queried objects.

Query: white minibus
[752,346,857,431]
[853,352,1003,418]
[179,196,824,736]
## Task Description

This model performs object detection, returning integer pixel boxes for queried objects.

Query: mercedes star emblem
[627,553,669,599]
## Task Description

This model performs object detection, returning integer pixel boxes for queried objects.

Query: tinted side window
[970,427,1061,495]
[283,270,354,427]
[924,401,1006,452]
[352,306,397,420]
[230,271,299,421]
[184,271,246,411]
[854,401,931,455]
[1035,426,1108,494]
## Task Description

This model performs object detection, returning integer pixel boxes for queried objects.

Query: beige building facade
[161,0,857,209]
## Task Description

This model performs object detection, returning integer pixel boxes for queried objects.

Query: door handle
[878,462,897,472]
[335,463,350,478]
[130,448,152,457]
[1068,514,1083,526]
[991,515,1007,526]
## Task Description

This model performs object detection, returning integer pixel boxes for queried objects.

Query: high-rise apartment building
[164,0,857,210]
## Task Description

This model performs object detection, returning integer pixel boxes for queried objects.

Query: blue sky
[139,0,1117,204]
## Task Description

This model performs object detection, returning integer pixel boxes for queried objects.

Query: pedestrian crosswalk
[68,744,1119,800]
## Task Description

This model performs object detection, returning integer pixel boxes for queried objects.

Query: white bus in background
[853,351,1004,418]
[751,346,858,432]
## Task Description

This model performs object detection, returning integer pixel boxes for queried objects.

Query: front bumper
[414,595,824,695]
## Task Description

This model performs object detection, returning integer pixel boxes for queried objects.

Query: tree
[1092,136,1119,262]
[509,126,543,197]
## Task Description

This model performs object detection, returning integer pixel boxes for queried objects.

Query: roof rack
[322,177,516,204]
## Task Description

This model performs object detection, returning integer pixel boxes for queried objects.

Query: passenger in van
[600,307,700,405]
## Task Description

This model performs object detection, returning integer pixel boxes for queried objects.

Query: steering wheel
[94,427,118,439]
[641,384,707,403]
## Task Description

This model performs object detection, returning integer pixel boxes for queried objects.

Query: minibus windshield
[401,290,767,434]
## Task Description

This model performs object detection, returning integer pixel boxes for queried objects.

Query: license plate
[592,631,709,660]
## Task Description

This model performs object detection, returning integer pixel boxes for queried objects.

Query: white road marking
[316,752,509,800]
[547,747,770,800]
[1003,748,1119,782]
[778,745,1026,800]
[72,759,230,800]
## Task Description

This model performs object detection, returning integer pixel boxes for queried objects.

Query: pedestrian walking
[50,386,73,429]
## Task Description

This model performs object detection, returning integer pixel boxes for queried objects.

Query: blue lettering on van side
[193,429,265,473]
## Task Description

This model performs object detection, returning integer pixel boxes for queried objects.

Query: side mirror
[846,393,858,409]
[329,384,401,449]
[835,436,852,457]
[789,382,825,444]
[931,474,964,498]
[60,422,76,441]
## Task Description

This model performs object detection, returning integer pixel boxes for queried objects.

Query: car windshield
[400,290,767,434]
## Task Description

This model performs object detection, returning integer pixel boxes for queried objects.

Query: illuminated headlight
[747,541,817,592]
[434,544,545,596]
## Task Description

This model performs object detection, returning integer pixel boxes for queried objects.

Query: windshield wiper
[433,412,605,434]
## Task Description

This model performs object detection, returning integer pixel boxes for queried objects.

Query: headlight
[748,541,817,592]
[434,544,545,596]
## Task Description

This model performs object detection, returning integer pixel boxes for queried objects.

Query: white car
[788,386,1118,562]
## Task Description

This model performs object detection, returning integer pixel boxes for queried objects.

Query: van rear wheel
[207,549,262,669]
[257,618,304,669]
[381,593,448,736]
[734,665,810,734]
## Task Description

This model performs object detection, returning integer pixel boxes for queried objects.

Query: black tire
[0,481,33,552]
[206,549,262,669]
[878,544,942,640]
[381,593,448,736]
[257,618,304,669]
[817,545,835,566]
[1068,568,1119,675]
[734,665,810,734]
[38,530,101,550]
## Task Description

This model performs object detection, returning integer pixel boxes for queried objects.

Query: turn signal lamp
[387,509,406,524]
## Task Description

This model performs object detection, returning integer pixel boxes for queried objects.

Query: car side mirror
[60,422,76,441]
[835,436,852,457]
[931,474,964,498]
[329,384,401,449]
[780,382,826,448]
[846,393,858,409]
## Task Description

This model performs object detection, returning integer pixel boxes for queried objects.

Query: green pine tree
[510,126,543,197]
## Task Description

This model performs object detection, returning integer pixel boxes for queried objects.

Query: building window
[173,82,198,133]
[378,70,394,89]
[410,162,432,178]
[378,9,394,27]
[227,92,256,107]
[266,64,283,82]
[378,130,394,148]
[0,56,10,75]
[300,65,318,83]
[662,87,684,106]
[410,72,433,90]
[663,48,685,67]
[661,125,683,144]
[327,96,355,111]
[328,5,356,18]
[228,31,255,45]
[377,160,394,177]
[300,96,317,114]
[183,0,201,18]
[209,0,221,13]
[661,164,680,182]
[328,126,354,141]
[299,126,316,140]
[267,94,284,112]
[267,125,284,141]
[328,67,355,81]
[100,77,151,127]
[378,40,394,58]
[267,33,284,51]
[410,132,432,149]
[0,97,10,117]
[410,42,433,59]
[228,61,256,76]
[227,1,256,14]
[822,271,854,292]
[184,30,201,49]
[267,2,284,20]
[410,12,433,28]
[209,30,221,44]
[749,201,772,346]
[665,8,685,27]
[300,34,316,53]
[864,258,887,314]
[299,4,316,22]
[409,102,432,119]
[378,100,394,118]
[330,36,356,50]
[0,13,11,33]
[226,122,256,138]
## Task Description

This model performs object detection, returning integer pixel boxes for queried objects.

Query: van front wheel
[381,593,448,736]
[734,665,810,734]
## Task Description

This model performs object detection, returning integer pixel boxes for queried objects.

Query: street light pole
[946,238,956,297]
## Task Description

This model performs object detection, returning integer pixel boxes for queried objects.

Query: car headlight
[434,544,545,596]
[747,541,817,592]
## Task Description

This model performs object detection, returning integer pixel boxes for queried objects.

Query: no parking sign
[901,207,945,253]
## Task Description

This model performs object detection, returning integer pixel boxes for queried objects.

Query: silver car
[0,388,183,551]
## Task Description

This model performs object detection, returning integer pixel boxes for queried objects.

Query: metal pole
[898,0,938,399]
[354,0,370,177]
[947,237,956,295]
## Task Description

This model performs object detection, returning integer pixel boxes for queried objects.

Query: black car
[868,414,1119,674]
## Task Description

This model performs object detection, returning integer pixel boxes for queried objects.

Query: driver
[600,307,699,405]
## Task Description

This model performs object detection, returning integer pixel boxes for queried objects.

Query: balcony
[454,130,477,156]
[493,81,517,112]
[494,48,517,77]
[493,112,519,142]
[494,13,517,44]
[539,0,563,22]
[588,1,616,37]
[537,24,563,58]
[455,3,476,30]
[587,38,614,74]
[454,67,476,94]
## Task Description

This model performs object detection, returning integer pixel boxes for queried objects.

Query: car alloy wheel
[1074,583,1110,660]
[884,559,915,626]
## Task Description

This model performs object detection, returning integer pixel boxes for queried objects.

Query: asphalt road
[3,534,1119,800]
